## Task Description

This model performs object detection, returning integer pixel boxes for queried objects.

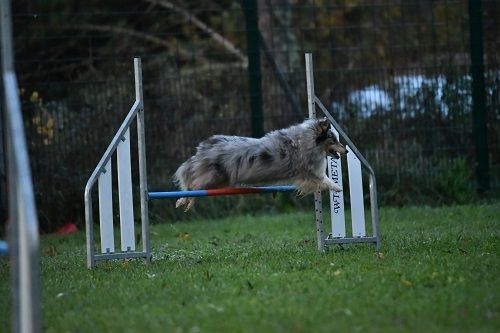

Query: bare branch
[144,0,248,66]
[65,23,197,61]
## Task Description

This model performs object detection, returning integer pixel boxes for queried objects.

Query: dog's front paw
[330,184,342,192]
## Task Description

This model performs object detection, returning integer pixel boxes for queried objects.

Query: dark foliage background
[8,0,499,231]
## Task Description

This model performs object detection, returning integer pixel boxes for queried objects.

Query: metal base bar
[148,185,296,200]
[325,236,378,245]
[94,251,150,261]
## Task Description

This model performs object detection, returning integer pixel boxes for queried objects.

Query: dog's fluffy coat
[174,118,347,211]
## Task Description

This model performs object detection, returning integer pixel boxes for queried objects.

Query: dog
[173,117,348,211]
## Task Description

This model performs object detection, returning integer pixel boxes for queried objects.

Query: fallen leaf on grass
[179,232,192,241]
[401,279,412,286]
[44,245,58,257]
[298,239,310,246]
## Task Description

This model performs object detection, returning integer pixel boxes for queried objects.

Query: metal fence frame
[1,0,41,332]
[9,2,499,231]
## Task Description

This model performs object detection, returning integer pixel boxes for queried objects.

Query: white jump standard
[84,58,150,268]
[84,55,380,268]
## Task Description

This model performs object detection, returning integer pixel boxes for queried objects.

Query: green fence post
[468,0,490,193]
[243,0,264,138]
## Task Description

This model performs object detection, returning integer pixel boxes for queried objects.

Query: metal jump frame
[85,54,380,268]
[84,58,150,268]
[305,53,380,251]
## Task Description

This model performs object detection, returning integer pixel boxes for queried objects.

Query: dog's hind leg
[175,179,227,212]
[175,197,196,212]
[173,158,200,211]
[175,163,230,212]
[185,198,196,211]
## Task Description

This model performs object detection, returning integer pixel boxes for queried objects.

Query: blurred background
[2,0,499,232]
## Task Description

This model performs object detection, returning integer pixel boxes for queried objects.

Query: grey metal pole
[369,175,380,250]
[1,0,42,331]
[84,188,95,268]
[305,53,326,252]
[134,58,151,262]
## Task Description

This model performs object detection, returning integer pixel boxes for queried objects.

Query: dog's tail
[173,158,193,191]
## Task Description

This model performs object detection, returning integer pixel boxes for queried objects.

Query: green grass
[1,203,499,332]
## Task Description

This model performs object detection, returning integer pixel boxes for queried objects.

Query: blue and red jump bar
[148,185,296,200]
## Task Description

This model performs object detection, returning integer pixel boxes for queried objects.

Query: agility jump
[84,54,380,269]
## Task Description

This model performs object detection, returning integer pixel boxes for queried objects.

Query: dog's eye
[327,131,337,141]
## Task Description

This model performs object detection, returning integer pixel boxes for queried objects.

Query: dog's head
[315,118,348,159]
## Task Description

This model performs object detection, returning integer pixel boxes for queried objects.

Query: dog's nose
[345,149,349,154]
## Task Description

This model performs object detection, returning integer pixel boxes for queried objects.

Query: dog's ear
[317,117,329,132]
[314,117,330,144]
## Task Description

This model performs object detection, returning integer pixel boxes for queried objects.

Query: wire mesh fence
[8,0,500,230]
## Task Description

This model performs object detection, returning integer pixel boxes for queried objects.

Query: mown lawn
[1,203,499,332]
